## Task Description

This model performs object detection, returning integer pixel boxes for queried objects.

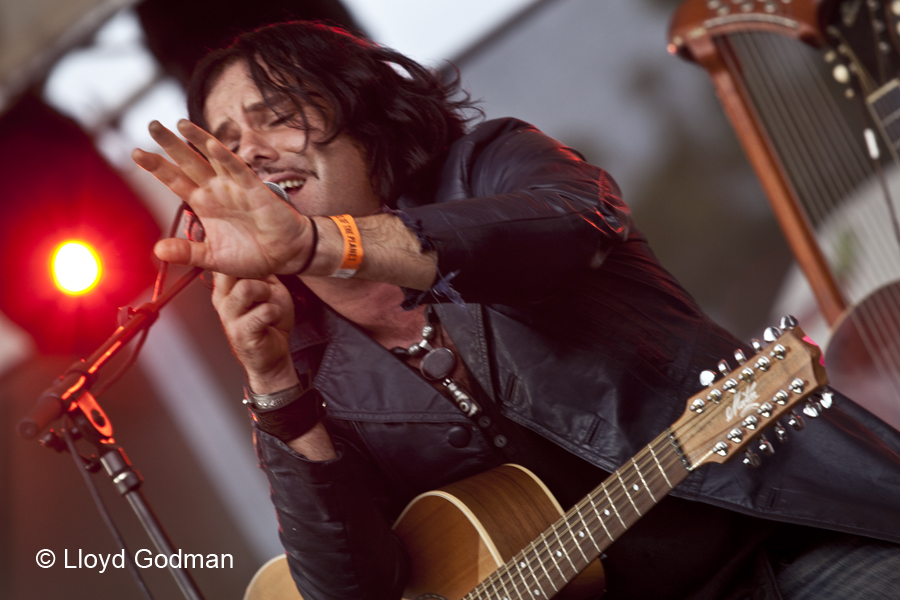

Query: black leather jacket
[255,119,900,600]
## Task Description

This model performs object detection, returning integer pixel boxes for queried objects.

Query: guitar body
[244,464,606,600]
[394,464,605,600]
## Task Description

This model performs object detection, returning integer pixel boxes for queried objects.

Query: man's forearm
[304,213,437,290]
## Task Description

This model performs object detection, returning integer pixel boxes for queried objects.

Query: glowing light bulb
[52,241,101,295]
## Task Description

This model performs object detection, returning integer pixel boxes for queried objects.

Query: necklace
[391,305,480,417]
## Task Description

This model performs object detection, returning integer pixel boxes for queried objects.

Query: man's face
[203,60,381,217]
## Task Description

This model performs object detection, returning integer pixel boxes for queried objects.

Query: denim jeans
[775,534,900,600]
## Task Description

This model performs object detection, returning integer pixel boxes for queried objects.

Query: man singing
[133,21,900,600]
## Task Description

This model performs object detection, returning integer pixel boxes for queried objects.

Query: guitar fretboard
[465,428,691,600]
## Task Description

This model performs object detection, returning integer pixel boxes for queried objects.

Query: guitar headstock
[672,319,829,469]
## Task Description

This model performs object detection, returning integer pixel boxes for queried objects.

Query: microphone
[264,181,290,203]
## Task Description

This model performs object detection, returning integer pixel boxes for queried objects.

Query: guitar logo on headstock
[725,381,761,422]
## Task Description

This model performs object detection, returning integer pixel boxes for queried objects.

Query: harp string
[721,29,900,416]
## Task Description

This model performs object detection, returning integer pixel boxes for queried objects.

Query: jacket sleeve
[397,118,633,306]
[254,428,408,600]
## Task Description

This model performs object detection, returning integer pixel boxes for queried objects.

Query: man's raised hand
[132,119,314,278]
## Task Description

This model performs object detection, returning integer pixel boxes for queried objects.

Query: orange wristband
[328,214,364,278]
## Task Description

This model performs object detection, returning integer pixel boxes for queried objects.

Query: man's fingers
[132,148,199,201]
[211,272,238,307]
[215,277,271,320]
[243,302,284,335]
[153,238,211,270]
[204,138,263,188]
[148,121,217,185]
[177,120,261,188]
[204,139,235,180]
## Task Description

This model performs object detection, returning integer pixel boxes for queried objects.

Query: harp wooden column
[669,1,847,325]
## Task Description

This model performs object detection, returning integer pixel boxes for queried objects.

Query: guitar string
[462,354,775,596]
[468,386,746,596]
[467,431,674,598]
[466,440,672,599]
[469,428,707,599]
[468,389,762,599]
[470,418,753,599]
[480,340,814,597]
[467,347,813,599]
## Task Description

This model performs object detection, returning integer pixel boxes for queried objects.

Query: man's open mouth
[277,178,306,193]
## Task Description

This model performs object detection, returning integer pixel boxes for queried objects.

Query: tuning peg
[743,450,761,468]
[803,402,821,418]
[734,349,747,364]
[757,435,775,456]
[787,411,806,431]
[774,422,789,443]
[717,360,731,377]
[763,327,783,343]
[699,370,717,387]
[751,338,763,352]
[779,315,799,330]
[818,390,834,409]
[754,356,771,371]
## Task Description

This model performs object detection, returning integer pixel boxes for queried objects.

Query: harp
[668,0,900,430]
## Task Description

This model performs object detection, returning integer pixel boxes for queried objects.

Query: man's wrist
[244,369,322,441]
[297,216,343,277]
[247,361,299,395]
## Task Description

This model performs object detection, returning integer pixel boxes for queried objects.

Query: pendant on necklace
[392,307,480,418]
[421,347,456,380]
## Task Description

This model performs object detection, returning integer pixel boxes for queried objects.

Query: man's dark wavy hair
[187,21,478,205]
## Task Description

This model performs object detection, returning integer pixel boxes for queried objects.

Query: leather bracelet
[295,217,318,275]
[244,370,321,441]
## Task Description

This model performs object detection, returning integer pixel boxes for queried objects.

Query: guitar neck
[466,429,690,600]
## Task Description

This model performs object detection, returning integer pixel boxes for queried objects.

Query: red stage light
[0,95,161,354]
[52,241,102,295]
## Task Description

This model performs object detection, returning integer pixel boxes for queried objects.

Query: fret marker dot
[534,591,541,596]
[556,550,562,557]
[604,509,610,516]
[520,561,526,568]
[633,484,640,491]
[579,531,585,537]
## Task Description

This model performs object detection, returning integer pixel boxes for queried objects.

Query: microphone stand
[18,266,206,600]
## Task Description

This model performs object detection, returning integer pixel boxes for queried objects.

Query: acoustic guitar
[245,323,829,600]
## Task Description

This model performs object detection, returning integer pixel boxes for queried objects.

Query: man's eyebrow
[210,101,273,140]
